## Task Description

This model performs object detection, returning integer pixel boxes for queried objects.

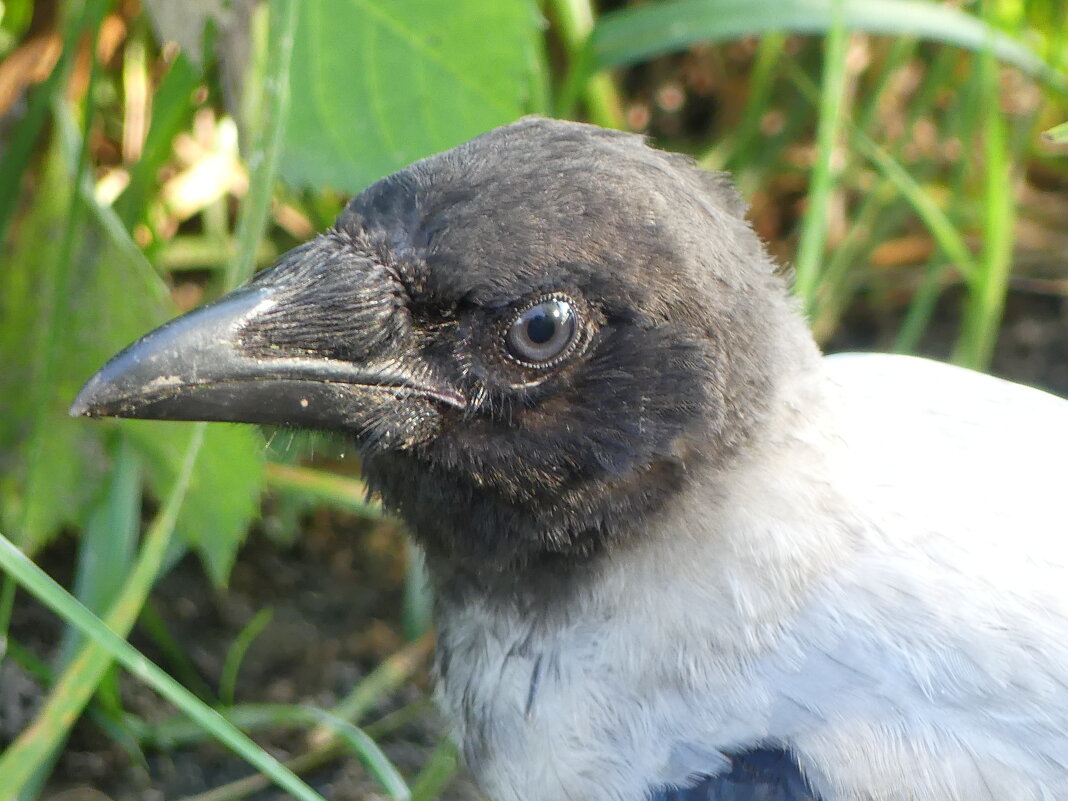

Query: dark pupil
[525,311,556,344]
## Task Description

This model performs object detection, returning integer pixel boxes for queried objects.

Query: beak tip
[68,388,98,418]
[69,374,114,419]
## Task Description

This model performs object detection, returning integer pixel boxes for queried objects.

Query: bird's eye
[504,297,579,366]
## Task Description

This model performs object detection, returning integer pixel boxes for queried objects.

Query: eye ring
[502,294,580,368]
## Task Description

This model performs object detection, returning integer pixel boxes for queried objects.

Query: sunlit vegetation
[0,0,1065,797]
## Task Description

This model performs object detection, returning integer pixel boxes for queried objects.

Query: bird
[71,117,1068,801]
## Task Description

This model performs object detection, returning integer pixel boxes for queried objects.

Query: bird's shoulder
[822,350,1068,425]
[822,351,1068,457]
[821,352,1067,555]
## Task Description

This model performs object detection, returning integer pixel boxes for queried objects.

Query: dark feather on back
[649,748,820,801]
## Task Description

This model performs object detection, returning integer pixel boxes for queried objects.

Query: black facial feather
[241,232,410,364]
[366,320,713,571]
[236,232,456,450]
[295,117,817,573]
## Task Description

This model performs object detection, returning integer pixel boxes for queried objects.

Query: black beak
[70,280,464,431]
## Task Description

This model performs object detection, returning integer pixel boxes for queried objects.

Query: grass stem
[793,0,851,314]
[953,3,1016,368]
[549,0,624,127]
[225,0,298,289]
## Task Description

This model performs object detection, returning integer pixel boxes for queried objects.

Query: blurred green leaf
[0,139,263,582]
[0,139,159,551]
[588,0,1068,92]
[0,0,34,40]
[129,424,264,585]
[60,435,142,668]
[281,0,547,192]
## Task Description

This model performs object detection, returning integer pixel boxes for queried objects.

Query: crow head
[72,118,814,573]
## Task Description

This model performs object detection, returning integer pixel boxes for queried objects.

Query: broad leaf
[280,0,547,193]
[130,423,263,586]
[0,142,263,583]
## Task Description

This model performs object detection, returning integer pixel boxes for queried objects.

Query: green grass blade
[0,540,326,801]
[722,32,787,177]
[782,60,980,339]
[135,703,326,748]
[307,632,433,746]
[60,436,142,667]
[549,0,623,127]
[894,261,947,353]
[135,698,429,750]
[140,634,431,748]
[20,437,146,796]
[113,51,202,232]
[302,708,411,800]
[0,432,326,801]
[953,9,1016,369]
[403,541,433,639]
[225,0,298,289]
[219,607,274,706]
[138,600,219,702]
[853,37,916,133]
[410,739,459,801]
[0,0,108,247]
[852,133,977,279]
[587,0,1067,92]
[129,701,410,799]
[4,639,148,769]
[793,0,850,311]
[142,703,432,801]
[263,462,384,518]
[0,577,14,655]
[0,425,206,797]
[4,640,53,685]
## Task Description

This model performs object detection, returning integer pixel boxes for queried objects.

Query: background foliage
[0,0,1065,798]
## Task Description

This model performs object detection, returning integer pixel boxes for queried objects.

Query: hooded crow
[71,118,1068,801]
